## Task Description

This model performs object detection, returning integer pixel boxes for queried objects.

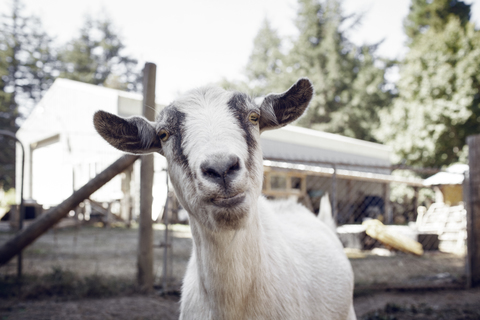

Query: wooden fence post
[467,134,480,287]
[137,62,156,291]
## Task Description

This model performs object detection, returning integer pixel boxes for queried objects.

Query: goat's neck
[190,202,265,317]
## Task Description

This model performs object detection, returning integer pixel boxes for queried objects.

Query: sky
[2,0,480,104]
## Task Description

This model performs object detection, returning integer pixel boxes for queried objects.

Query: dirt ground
[0,224,466,288]
[1,288,479,319]
[0,223,193,283]
[354,288,480,319]
[1,224,477,319]
[0,294,181,320]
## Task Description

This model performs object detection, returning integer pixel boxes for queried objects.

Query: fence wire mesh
[0,161,467,293]
[159,161,467,291]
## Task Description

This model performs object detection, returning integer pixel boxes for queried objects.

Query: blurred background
[1,0,480,319]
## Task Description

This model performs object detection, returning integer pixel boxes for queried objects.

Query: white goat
[93,78,356,320]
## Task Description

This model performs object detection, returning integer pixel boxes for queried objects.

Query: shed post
[331,164,337,222]
[383,183,392,224]
[467,134,480,287]
[137,62,156,291]
[162,174,170,294]
[411,187,419,222]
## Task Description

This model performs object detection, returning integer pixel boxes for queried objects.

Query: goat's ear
[93,111,162,155]
[258,78,313,132]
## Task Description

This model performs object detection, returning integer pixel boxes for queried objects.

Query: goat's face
[93,78,313,231]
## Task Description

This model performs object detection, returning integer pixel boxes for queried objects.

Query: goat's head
[93,78,313,231]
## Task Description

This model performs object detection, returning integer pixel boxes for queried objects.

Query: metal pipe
[0,130,25,278]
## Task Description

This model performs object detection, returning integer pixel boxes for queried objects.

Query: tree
[267,0,393,142]
[404,0,471,42]
[0,70,16,190]
[244,19,285,96]
[378,14,480,168]
[219,19,285,95]
[58,16,141,92]
[0,0,57,190]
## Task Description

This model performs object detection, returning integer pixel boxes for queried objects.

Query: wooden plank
[0,154,139,266]
[363,219,423,256]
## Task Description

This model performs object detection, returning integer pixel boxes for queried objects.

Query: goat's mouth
[211,193,246,208]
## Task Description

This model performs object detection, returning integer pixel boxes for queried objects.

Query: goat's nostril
[200,155,241,187]
[227,159,240,174]
[204,168,221,179]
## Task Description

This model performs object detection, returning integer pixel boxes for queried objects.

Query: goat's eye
[249,112,260,125]
[158,129,169,142]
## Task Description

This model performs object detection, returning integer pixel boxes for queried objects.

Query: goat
[93,78,356,320]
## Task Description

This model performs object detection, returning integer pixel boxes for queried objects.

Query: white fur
[101,84,357,319]
[180,198,356,319]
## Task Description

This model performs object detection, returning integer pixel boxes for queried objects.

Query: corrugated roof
[261,125,391,167]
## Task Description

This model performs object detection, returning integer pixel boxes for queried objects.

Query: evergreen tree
[285,0,393,142]
[378,0,478,168]
[0,0,57,190]
[219,19,285,95]
[0,66,16,191]
[238,0,393,142]
[58,16,141,92]
[404,0,471,42]
[244,19,285,96]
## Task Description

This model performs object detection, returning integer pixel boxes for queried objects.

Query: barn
[15,78,166,222]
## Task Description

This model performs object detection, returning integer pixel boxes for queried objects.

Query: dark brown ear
[259,78,313,132]
[93,111,162,154]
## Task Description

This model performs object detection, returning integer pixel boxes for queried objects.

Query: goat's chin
[210,203,250,230]
[195,192,251,231]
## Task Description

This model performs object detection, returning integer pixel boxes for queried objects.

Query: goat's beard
[183,193,252,231]
[178,189,253,231]
[210,202,250,230]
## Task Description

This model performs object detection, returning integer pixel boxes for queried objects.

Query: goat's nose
[200,155,241,188]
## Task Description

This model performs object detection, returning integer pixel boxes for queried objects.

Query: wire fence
[0,161,467,293]
[160,160,467,291]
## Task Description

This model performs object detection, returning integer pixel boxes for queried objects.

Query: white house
[16,78,396,222]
